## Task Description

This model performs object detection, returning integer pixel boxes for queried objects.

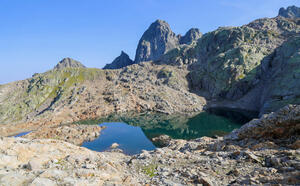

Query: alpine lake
[78,109,254,155]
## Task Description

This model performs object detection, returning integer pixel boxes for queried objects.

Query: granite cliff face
[172,16,300,115]
[103,51,134,69]
[279,5,300,18]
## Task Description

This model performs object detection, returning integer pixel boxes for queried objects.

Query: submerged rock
[151,135,172,147]
[110,142,120,149]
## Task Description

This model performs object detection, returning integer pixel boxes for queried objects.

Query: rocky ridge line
[279,5,300,18]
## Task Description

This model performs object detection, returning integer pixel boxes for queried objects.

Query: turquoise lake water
[81,112,243,155]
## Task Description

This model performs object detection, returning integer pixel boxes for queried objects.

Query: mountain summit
[134,19,180,63]
[179,28,202,45]
[103,51,134,69]
[54,58,86,70]
[278,5,300,18]
[104,20,202,69]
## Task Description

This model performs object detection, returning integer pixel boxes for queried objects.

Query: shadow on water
[140,112,242,140]
[206,107,259,124]
[79,111,247,155]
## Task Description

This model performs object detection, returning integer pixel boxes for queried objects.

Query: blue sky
[0,0,299,84]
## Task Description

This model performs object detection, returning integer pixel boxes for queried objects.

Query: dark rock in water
[151,135,171,147]
[103,51,134,69]
[54,57,86,70]
[278,5,300,18]
[179,28,202,45]
[134,19,179,63]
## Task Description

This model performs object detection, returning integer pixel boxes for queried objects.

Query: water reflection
[79,112,243,154]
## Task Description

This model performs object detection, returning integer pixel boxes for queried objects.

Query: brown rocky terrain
[23,124,104,146]
[0,62,206,136]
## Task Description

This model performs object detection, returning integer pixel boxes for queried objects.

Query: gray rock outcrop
[278,5,300,18]
[103,51,134,69]
[54,58,86,70]
[134,20,179,63]
[179,28,202,44]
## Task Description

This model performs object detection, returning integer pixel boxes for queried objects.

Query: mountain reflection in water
[79,111,243,154]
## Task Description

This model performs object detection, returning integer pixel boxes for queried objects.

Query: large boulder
[227,104,300,140]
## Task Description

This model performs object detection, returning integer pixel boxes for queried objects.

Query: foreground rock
[23,124,104,145]
[1,105,299,185]
[0,137,139,185]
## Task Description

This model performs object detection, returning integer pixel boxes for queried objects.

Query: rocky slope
[23,124,104,145]
[0,60,205,136]
[0,105,299,185]
[167,15,300,116]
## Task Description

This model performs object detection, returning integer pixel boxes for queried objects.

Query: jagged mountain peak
[278,5,300,18]
[134,19,179,63]
[179,28,202,45]
[151,19,170,27]
[54,58,86,70]
[103,51,134,69]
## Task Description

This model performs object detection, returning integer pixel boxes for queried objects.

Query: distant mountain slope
[0,59,204,128]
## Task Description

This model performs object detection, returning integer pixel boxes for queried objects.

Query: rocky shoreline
[0,105,299,185]
[23,124,104,146]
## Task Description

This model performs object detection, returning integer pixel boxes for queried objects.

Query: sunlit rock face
[134,19,179,63]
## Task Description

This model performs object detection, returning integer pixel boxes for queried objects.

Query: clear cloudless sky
[0,0,300,84]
